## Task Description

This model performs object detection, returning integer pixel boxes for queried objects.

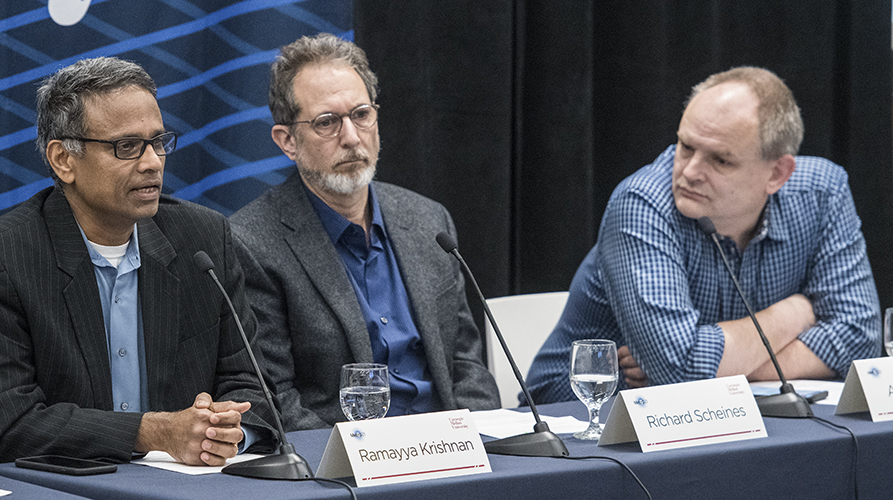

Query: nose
[678,151,706,183]
[137,142,164,172]
[338,116,362,148]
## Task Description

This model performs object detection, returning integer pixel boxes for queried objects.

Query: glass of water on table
[569,339,618,441]
[340,363,390,421]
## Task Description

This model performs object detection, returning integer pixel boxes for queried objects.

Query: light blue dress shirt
[82,226,147,414]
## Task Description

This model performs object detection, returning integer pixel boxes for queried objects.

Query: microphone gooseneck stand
[435,233,569,457]
[696,217,812,418]
[193,251,315,479]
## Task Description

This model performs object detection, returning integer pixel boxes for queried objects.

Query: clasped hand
[136,392,251,466]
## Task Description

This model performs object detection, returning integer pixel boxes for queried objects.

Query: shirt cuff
[238,425,259,454]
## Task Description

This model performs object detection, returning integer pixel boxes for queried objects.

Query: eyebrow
[106,130,169,141]
[676,134,736,161]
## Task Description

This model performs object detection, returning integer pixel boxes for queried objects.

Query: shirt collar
[755,196,789,244]
[301,177,387,246]
[79,224,141,272]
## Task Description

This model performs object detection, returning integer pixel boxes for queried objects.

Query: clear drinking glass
[339,363,390,421]
[569,339,619,441]
[884,308,893,357]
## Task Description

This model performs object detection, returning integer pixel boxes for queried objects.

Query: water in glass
[569,339,618,441]
[339,363,390,421]
[340,386,390,420]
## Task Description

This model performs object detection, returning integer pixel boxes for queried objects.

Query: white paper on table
[748,379,844,406]
[472,408,587,438]
[131,451,262,475]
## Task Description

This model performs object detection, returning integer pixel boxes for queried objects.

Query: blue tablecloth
[0,475,90,499]
[0,400,888,499]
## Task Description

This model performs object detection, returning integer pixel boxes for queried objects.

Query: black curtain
[355,1,893,342]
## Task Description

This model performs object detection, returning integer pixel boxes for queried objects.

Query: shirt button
[120,402,129,411]
[114,296,119,303]
[118,348,127,357]
[380,317,388,324]
[393,368,400,374]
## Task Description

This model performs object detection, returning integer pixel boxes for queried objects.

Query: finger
[624,367,647,381]
[619,356,639,368]
[193,392,212,410]
[209,408,246,426]
[208,400,251,415]
[201,438,239,461]
[625,376,648,388]
[200,449,231,467]
[617,345,631,358]
[206,425,245,445]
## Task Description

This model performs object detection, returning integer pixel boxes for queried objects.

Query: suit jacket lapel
[280,175,373,363]
[45,190,114,409]
[377,186,451,400]
[136,216,179,408]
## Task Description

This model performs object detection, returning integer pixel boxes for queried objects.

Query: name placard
[835,357,893,422]
[599,375,766,452]
[316,409,491,487]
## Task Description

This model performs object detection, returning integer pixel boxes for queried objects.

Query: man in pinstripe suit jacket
[231,34,499,431]
[0,58,277,465]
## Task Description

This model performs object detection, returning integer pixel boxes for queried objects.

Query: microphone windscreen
[193,250,215,273]
[435,232,458,253]
[697,216,717,236]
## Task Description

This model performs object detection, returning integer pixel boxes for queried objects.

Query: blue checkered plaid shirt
[526,145,880,404]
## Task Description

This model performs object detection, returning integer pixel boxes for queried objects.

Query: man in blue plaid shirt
[526,67,880,403]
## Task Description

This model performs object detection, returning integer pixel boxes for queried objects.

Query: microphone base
[484,422,569,457]
[756,384,813,418]
[221,444,314,480]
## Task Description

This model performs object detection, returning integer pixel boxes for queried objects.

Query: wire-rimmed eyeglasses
[292,104,379,138]
[61,132,178,160]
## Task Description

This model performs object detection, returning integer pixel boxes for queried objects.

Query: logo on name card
[350,430,365,439]
[449,417,469,430]
[868,368,881,377]
[634,397,647,406]
[726,382,745,396]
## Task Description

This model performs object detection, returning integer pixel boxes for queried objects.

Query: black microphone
[435,232,568,457]
[193,251,314,479]
[696,217,812,418]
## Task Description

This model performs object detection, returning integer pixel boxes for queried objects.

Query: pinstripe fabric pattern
[0,188,278,462]
[526,146,881,404]
[230,173,500,431]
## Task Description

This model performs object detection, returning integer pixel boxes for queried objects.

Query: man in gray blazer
[231,34,500,430]
[0,57,277,464]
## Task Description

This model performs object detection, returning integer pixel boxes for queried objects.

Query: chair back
[485,291,569,408]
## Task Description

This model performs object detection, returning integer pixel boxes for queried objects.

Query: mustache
[335,150,369,165]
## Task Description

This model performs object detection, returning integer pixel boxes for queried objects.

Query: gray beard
[297,161,376,195]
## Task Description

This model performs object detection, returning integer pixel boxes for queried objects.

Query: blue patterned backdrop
[0,0,352,215]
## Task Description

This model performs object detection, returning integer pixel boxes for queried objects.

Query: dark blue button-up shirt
[303,180,439,416]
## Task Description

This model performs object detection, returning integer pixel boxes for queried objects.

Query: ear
[271,124,298,160]
[46,140,77,185]
[766,154,795,195]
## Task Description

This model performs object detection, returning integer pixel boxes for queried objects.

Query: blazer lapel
[280,176,373,363]
[377,186,452,400]
[45,190,114,409]
[136,216,179,408]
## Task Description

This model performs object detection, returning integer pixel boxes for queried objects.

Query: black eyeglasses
[292,104,379,138]
[62,132,178,160]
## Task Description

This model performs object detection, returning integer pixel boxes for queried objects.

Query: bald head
[686,67,803,160]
